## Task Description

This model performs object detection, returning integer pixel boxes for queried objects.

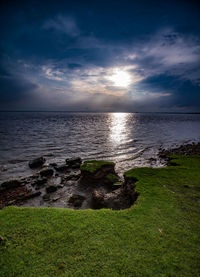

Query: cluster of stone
[0,157,138,210]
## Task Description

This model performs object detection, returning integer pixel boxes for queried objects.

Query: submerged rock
[66,157,82,168]
[40,168,54,178]
[80,160,119,187]
[68,194,85,207]
[29,157,46,169]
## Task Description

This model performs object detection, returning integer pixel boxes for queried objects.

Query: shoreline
[1,150,200,277]
[159,141,200,157]
[1,142,200,210]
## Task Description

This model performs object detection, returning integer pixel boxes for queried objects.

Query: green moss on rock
[106,173,119,183]
[113,181,123,186]
[80,160,115,174]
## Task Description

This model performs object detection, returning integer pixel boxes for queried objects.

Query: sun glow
[109,69,131,87]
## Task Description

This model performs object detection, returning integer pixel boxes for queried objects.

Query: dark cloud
[0,75,37,104]
[138,74,200,109]
[67,63,82,69]
[0,0,200,111]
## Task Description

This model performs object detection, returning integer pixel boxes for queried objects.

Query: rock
[149,157,156,162]
[7,200,16,206]
[91,189,105,209]
[43,194,50,201]
[159,142,200,158]
[122,172,139,205]
[40,168,54,178]
[32,177,47,187]
[57,184,64,189]
[159,153,167,159]
[46,185,57,193]
[105,173,119,185]
[91,186,138,210]
[52,196,60,202]
[80,160,118,187]
[65,173,81,181]
[66,157,82,168]
[55,164,69,173]
[71,163,81,169]
[50,162,57,167]
[18,192,26,198]
[91,170,139,210]
[29,157,45,169]
[20,176,32,184]
[112,182,123,190]
[68,194,85,207]
[0,179,21,192]
[22,191,41,200]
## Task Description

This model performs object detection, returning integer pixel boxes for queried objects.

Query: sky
[0,0,200,112]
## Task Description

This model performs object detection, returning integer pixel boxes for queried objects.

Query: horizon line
[0,110,200,114]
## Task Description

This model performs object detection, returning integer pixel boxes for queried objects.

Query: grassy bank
[0,155,200,277]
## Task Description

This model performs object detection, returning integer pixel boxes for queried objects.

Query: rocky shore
[1,142,199,210]
[159,142,200,164]
[0,156,138,210]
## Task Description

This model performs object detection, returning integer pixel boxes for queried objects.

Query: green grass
[80,160,115,173]
[0,155,200,277]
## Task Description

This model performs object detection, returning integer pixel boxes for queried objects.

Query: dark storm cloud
[43,15,80,37]
[0,0,200,111]
[138,74,200,107]
[0,75,37,103]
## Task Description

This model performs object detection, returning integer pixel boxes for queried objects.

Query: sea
[0,112,200,182]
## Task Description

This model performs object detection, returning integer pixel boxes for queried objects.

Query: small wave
[8,159,25,164]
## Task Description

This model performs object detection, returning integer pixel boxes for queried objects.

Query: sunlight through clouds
[108,69,131,87]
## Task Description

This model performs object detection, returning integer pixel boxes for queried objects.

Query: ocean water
[0,112,200,182]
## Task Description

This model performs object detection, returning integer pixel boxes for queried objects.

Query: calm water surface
[0,112,200,182]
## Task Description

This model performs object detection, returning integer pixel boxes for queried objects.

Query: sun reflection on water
[109,113,130,144]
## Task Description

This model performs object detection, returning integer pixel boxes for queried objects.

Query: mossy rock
[106,173,119,184]
[112,181,123,190]
[80,160,115,174]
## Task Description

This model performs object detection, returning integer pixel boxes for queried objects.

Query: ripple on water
[0,112,200,182]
